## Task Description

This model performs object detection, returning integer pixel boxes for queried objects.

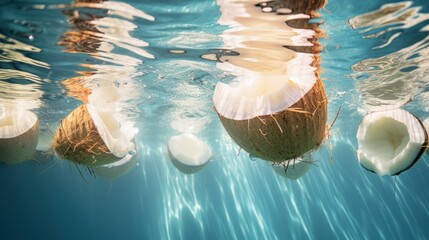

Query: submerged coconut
[168,133,212,174]
[357,108,428,176]
[215,77,327,162]
[0,108,39,164]
[213,0,327,162]
[53,104,136,166]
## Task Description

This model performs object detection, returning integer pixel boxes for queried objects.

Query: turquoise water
[1,0,429,239]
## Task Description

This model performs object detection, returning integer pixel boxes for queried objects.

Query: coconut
[356,108,428,176]
[0,108,39,164]
[215,76,327,162]
[53,104,136,166]
[272,154,314,180]
[168,133,212,174]
[213,0,327,162]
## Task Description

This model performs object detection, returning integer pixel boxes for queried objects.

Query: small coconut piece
[215,77,327,162]
[357,108,428,176]
[53,104,136,166]
[0,108,39,164]
[168,133,212,174]
[92,153,137,180]
[272,154,314,180]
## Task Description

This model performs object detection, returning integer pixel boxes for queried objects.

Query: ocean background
[1,0,429,239]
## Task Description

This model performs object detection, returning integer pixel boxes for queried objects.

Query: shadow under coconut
[213,0,328,169]
[271,154,317,180]
[167,133,212,174]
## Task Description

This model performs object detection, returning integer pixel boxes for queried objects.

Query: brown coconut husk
[217,77,327,162]
[53,104,119,166]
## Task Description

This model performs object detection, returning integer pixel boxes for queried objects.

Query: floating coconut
[214,75,327,162]
[53,104,136,166]
[168,133,212,174]
[0,108,39,164]
[356,108,428,176]
[214,0,327,162]
[272,154,314,180]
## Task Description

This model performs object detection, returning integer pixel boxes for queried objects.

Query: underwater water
[1,0,429,239]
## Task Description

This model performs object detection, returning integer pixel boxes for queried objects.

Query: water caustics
[1,0,429,239]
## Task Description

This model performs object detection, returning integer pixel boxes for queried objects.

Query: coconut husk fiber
[53,104,119,166]
[217,77,327,162]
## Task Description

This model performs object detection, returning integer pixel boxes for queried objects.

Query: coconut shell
[0,119,39,164]
[53,104,119,166]
[217,78,327,162]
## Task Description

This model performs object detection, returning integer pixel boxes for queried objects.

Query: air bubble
[262,7,273,13]
[128,149,137,156]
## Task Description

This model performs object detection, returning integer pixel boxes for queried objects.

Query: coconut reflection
[350,2,429,112]
[0,33,48,110]
[213,0,327,171]
[52,0,154,176]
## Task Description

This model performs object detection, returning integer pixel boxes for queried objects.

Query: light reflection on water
[350,1,429,112]
[0,0,429,239]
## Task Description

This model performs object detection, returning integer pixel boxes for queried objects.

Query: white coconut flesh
[214,0,317,121]
[0,109,37,139]
[0,109,39,163]
[86,104,135,158]
[214,53,317,120]
[168,133,212,166]
[357,109,427,176]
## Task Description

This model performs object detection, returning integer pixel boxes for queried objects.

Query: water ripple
[350,2,429,112]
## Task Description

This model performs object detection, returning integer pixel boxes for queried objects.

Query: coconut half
[167,133,212,174]
[272,154,314,180]
[215,76,327,162]
[213,0,326,162]
[53,104,136,166]
[0,108,39,164]
[356,108,428,176]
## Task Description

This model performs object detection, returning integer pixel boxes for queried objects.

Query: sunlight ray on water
[1,0,429,239]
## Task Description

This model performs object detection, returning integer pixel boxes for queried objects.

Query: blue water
[1,0,429,239]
